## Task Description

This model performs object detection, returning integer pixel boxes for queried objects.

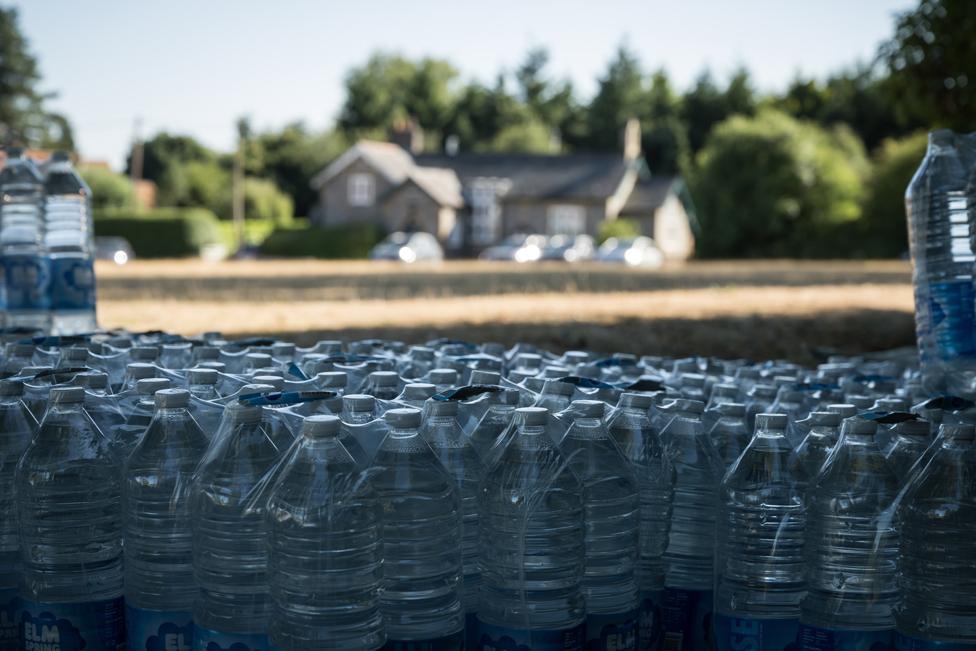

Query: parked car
[480,233,547,262]
[542,234,595,262]
[597,236,664,267]
[94,236,134,265]
[369,231,443,263]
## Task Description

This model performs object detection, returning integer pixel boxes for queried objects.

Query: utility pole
[232,117,250,256]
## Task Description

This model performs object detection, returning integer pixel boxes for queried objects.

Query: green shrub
[79,166,135,211]
[598,218,641,244]
[260,221,383,258]
[217,218,279,252]
[94,208,224,258]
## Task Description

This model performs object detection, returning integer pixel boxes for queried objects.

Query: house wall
[499,201,606,237]
[312,158,398,227]
[654,194,695,260]
[382,184,446,239]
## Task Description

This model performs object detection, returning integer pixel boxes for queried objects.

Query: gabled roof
[415,152,633,202]
[620,176,680,215]
[310,140,415,189]
[404,167,464,208]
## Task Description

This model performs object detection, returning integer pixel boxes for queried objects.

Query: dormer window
[348,173,375,206]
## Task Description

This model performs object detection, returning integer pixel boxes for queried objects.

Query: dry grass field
[95,259,916,363]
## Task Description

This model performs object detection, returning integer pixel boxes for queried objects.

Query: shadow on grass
[238,308,915,365]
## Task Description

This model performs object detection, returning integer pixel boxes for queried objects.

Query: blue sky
[13,0,914,169]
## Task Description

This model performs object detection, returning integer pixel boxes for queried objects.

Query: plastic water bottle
[0,380,36,649]
[0,147,47,331]
[466,389,519,465]
[714,414,806,651]
[124,388,209,650]
[186,368,220,401]
[799,417,900,650]
[371,407,464,647]
[788,411,841,492]
[895,423,976,649]
[191,396,281,649]
[266,415,384,650]
[609,392,674,651]
[905,130,976,397]
[477,407,586,649]
[562,399,640,650]
[708,402,750,470]
[421,399,485,646]
[397,382,436,409]
[15,386,125,648]
[341,394,377,424]
[660,399,722,651]
[881,415,931,484]
[363,370,400,400]
[43,152,97,335]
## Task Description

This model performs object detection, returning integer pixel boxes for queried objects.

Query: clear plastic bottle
[0,380,36,649]
[709,402,750,470]
[186,368,220,401]
[477,407,586,648]
[660,398,722,651]
[15,386,125,647]
[799,417,900,649]
[895,423,976,649]
[608,392,675,651]
[562,399,640,650]
[341,393,377,424]
[467,389,519,465]
[881,416,932,484]
[396,382,436,409]
[363,370,401,400]
[421,399,485,646]
[371,408,463,646]
[428,368,459,394]
[191,396,281,649]
[745,384,777,429]
[266,415,384,650]
[788,411,842,492]
[43,152,97,335]
[715,414,806,651]
[0,147,46,331]
[905,130,976,397]
[124,389,209,649]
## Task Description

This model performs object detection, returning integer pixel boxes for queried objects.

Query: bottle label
[475,620,586,650]
[125,605,192,651]
[714,615,800,651]
[49,257,95,311]
[662,588,714,651]
[928,280,976,361]
[0,589,17,651]
[19,595,126,651]
[587,610,638,651]
[385,629,465,650]
[193,627,279,651]
[3,255,51,311]
[639,590,665,651]
[798,625,893,651]
[895,631,974,651]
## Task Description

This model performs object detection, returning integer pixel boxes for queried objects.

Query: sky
[13,0,915,169]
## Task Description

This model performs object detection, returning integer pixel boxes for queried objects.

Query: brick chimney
[389,117,424,154]
[623,117,641,162]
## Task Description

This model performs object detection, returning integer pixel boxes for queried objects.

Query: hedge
[94,208,224,258]
[260,221,384,259]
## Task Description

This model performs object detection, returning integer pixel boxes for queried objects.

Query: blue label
[19,595,125,651]
[928,280,976,361]
[715,615,800,651]
[894,631,974,651]
[476,620,586,650]
[4,255,50,311]
[587,610,638,650]
[126,605,193,651]
[798,625,893,651]
[385,629,465,650]
[639,591,665,651]
[662,588,713,651]
[193,627,278,651]
[49,258,95,311]
[0,589,17,651]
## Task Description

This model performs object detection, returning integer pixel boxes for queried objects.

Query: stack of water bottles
[0,148,98,336]
[0,332,973,651]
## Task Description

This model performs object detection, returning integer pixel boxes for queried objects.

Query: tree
[125,132,218,206]
[0,7,74,149]
[446,77,524,151]
[681,69,756,154]
[880,0,975,131]
[514,47,587,148]
[219,177,293,224]
[859,132,928,256]
[641,70,690,174]
[79,166,135,212]
[485,118,555,154]
[256,123,348,217]
[586,45,646,150]
[691,110,868,258]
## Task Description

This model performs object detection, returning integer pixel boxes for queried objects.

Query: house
[309,119,698,259]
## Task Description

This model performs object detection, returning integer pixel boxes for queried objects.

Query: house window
[471,186,501,245]
[547,205,586,235]
[348,173,375,207]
